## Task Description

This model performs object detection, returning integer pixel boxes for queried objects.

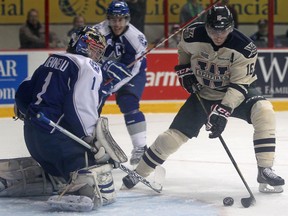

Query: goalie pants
[23,120,96,181]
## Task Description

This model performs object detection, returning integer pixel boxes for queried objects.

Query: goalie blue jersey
[15,53,103,139]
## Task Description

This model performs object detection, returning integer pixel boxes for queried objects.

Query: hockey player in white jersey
[122,6,285,193]
[4,26,131,211]
[93,0,148,165]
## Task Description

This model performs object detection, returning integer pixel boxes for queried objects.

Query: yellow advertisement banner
[0,0,287,24]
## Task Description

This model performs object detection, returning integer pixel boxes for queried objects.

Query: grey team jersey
[177,23,258,110]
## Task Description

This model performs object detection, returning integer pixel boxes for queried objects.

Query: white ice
[1,111,288,216]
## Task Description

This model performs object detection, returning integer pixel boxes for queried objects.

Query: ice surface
[0,112,288,215]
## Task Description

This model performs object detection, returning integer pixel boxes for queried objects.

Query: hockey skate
[257,167,285,193]
[130,145,147,165]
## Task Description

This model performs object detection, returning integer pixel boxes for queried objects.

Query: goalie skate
[95,117,128,163]
[257,167,285,193]
[48,195,95,212]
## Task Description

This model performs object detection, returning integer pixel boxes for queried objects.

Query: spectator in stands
[50,32,65,48]
[67,15,86,38]
[219,0,238,28]
[19,8,45,49]
[125,0,146,33]
[19,8,64,49]
[250,19,283,48]
[179,0,205,25]
[250,19,268,48]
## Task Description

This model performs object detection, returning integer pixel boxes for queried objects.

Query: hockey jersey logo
[105,41,125,60]
[183,27,196,40]
[195,60,230,88]
[138,34,147,47]
[244,42,257,58]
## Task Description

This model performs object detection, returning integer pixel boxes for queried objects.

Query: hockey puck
[223,197,234,206]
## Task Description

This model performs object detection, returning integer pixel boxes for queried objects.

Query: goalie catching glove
[175,63,202,93]
[84,117,128,164]
[206,104,232,138]
[100,60,132,95]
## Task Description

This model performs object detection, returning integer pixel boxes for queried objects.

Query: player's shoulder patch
[137,34,148,48]
[125,25,148,50]
[183,23,206,43]
[227,30,258,58]
[89,60,101,74]
[243,42,258,58]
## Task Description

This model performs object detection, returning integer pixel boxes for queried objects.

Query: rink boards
[1,49,287,117]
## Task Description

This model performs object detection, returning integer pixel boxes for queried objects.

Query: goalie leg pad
[95,117,128,163]
[50,164,116,211]
[0,157,65,197]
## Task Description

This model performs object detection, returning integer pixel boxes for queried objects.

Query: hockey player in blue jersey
[7,26,131,211]
[122,6,285,194]
[93,0,148,165]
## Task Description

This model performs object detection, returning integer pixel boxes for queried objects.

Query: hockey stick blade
[119,164,163,193]
[241,196,256,208]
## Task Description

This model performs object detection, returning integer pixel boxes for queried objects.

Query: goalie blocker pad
[95,117,128,163]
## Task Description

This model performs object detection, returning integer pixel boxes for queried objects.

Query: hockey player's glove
[206,104,232,139]
[175,63,202,93]
[101,60,132,94]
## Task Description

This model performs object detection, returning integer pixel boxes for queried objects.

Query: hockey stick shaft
[36,112,161,193]
[127,0,220,68]
[195,93,256,203]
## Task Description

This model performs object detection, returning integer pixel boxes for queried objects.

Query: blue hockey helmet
[106,1,130,21]
[67,26,107,62]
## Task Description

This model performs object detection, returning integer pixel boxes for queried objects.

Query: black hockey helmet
[206,5,234,31]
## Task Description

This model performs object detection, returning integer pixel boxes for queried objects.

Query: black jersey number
[246,63,255,76]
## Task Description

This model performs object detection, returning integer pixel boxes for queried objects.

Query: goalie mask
[67,26,107,63]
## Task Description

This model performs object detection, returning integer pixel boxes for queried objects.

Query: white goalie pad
[48,195,94,212]
[0,157,66,197]
[95,117,128,163]
[48,164,116,212]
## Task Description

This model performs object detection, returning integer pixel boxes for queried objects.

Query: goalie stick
[119,164,163,193]
[36,112,163,193]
